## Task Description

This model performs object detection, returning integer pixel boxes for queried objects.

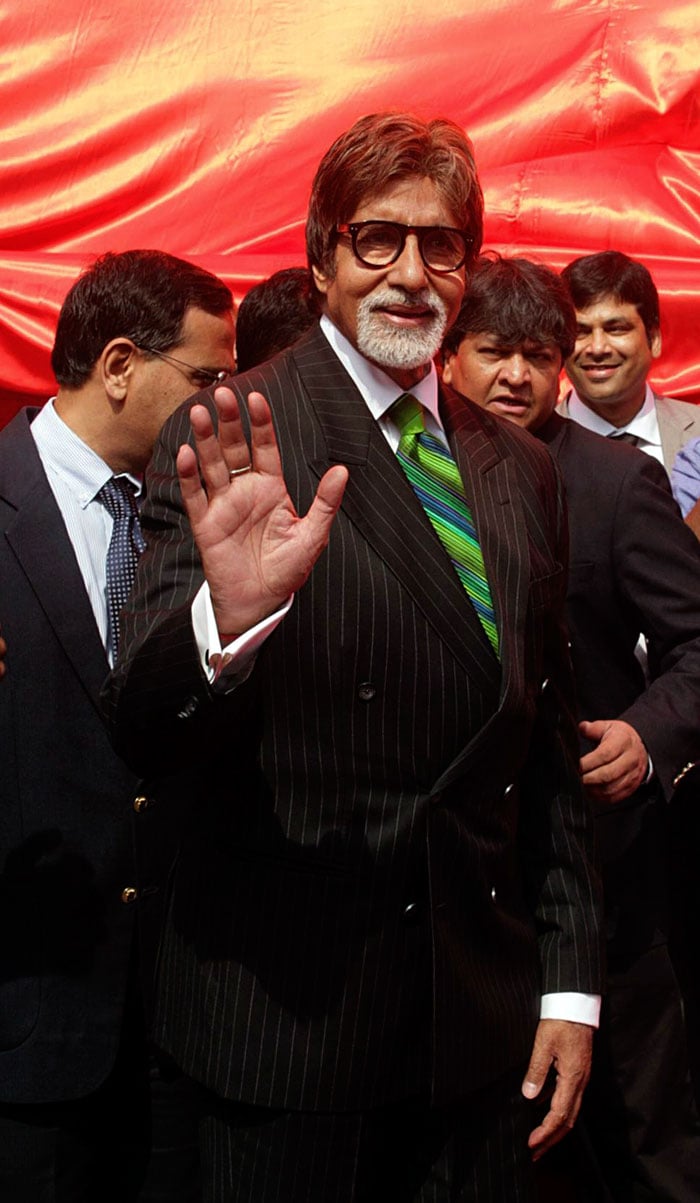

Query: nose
[500,353,530,387]
[585,327,610,358]
[387,234,429,291]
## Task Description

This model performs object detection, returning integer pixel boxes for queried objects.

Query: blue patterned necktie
[96,476,145,658]
[391,393,499,657]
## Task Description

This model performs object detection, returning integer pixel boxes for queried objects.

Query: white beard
[355,288,449,372]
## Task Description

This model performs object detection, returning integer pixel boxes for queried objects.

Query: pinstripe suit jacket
[106,325,601,1112]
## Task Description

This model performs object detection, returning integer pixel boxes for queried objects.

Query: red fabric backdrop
[1,0,699,424]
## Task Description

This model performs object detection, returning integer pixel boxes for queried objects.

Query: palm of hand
[176,388,348,639]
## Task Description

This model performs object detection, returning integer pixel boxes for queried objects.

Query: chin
[358,327,444,373]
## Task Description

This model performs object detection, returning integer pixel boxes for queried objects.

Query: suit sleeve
[610,453,700,798]
[518,459,603,996]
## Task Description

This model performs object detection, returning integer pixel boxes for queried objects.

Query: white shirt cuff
[191,581,292,690]
[540,992,600,1028]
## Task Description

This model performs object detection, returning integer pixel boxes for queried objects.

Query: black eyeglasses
[335,221,473,274]
[136,346,229,389]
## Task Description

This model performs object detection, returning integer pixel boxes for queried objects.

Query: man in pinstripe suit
[107,114,602,1201]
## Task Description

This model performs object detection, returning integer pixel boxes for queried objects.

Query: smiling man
[559,250,700,470]
[106,117,602,1202]
[443,253,700,1202]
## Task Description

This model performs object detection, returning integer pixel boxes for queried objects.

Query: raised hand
[176,387,348,642]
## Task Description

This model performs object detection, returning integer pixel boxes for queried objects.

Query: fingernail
[522,1081,539,1099]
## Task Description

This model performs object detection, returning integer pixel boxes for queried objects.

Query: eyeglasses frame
[135,345,229,389]
[335,220,474,275]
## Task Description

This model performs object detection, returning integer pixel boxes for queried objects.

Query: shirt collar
[319,313,441,427]
[30,398,141,507]
[567,383,659,446]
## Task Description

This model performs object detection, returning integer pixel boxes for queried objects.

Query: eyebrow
[576,317,634,329]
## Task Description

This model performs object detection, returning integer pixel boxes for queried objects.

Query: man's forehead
[180,304,234,338]
[463,331,560,354]
[574,295,640,320]
[349,175,457,221]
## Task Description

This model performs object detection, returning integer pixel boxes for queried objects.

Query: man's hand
[176,387,348,641]
[522,1019,593,1160]
[578,718,649,803]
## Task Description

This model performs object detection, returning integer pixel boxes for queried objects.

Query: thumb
[578,719,608,741]
[522,1040,551,1100]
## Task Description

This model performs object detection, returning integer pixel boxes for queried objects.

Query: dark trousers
[0,992,150,1203]
[548,942,700,1203]
[668,777,700,1112]
[195,1069,537,1202]
[139,1050,201,1203]
[0,1005,201,1202]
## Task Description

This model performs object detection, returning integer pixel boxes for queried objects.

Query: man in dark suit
[106,114,602,1202]
[442,253,700,1201]
[0,249,235,1201]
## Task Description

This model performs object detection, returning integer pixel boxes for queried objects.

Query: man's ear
[100,338,139,403]
[441,352,455,386]
[649,327,662,359]
[311,263,330,296]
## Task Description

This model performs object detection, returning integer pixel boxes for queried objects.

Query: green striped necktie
[391,393,499,657]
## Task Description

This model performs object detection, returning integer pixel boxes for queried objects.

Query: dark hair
[51,249,233,387]
[306,112,483,277]
[235,268,320,372]
[442,254,576,360]
[561,250,660,343]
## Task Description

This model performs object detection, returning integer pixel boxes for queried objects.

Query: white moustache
[366,288,442,316]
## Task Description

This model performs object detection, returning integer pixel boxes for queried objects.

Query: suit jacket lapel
[292,332,503,700]
[1,411,109,711]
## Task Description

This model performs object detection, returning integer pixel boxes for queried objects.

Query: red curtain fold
[1,0,699,424]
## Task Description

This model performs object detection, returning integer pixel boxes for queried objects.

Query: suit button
[540,677,549,693]
[490,886,497,903]
[177,696,199,719]
[402,901,422,925]
[503,783,514,799]
[133,795,154,813]
[357,682,376,702]
[120,887,138,904]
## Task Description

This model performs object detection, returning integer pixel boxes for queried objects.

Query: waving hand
[176,387,348,642]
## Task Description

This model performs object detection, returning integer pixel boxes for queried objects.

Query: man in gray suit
[107,113,602,1202]
[558,250,700,471]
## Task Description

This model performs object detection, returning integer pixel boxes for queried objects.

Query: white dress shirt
[566,385,664,466]
[30,399,141,665]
